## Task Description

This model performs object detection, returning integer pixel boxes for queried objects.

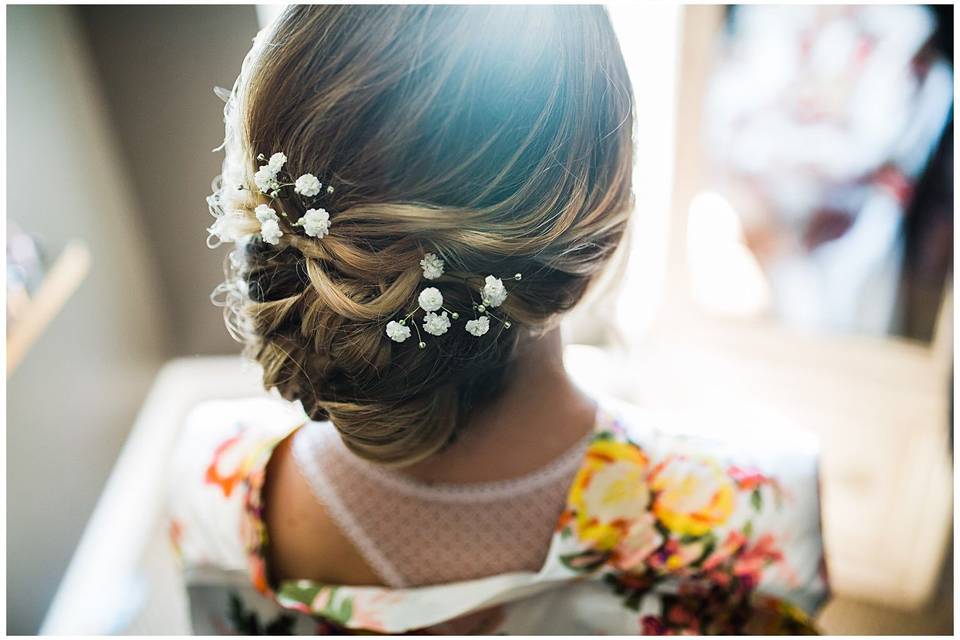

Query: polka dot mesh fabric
[290,423,591,588]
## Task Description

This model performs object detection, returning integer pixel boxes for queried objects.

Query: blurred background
[5,4,954,635]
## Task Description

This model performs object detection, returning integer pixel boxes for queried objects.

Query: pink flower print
[611,513,663,571]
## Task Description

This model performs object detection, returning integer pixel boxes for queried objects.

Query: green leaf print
[277,581,322,607]
[322,590,353,625]
[691,532,717,567]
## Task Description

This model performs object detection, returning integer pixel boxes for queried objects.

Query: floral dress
[167,396,829,635]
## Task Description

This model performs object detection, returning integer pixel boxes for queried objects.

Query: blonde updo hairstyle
[209,5,634,467]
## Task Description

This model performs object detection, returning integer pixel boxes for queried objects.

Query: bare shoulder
[262,432,385,587]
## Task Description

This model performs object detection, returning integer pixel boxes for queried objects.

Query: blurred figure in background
[703,5,952,337]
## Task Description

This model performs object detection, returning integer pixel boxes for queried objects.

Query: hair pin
[385,253,521,347]
[249,151,336,245]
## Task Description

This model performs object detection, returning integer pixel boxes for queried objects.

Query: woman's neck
[399,327,597,484]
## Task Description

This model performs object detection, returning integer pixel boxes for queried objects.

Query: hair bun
[210,5,634,466]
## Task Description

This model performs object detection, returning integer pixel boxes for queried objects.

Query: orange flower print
[732,533,783,585]
[728,465,767,491]
[728,464,784,500]
[205,431,273,498]
[249,554,269,594]
[205,433,247,497]
[702,530,748,571]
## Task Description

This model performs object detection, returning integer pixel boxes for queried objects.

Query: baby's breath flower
[254,166,278,193]
[267,152,287,172]
[465,316,490,336]
[254,204,278,223]
[299,208,330,239]
[422,311,451,336]
[418,287,443,312]
[481,275,507,307]
[386,320,411,343]
[259,218,282,245]
[420,253,444,280]
[294,173,322,197]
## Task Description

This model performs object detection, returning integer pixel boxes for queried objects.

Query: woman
[169,5,828,634]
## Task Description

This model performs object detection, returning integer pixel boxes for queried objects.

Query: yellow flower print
[567,438,651,550]
[648,454,736,537]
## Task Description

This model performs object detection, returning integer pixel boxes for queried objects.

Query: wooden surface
[7,241,91,373]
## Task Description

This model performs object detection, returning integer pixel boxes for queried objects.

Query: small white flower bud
[299,208,331,239]
[385,320,411,343]
[481,275,507,307]
[294,173,322,197]
[465,316,490,337]
[267,152,287,172]
[259,218,282,245]
[418,287,443,312]
[422,311,451,336]
[419,253,444,280]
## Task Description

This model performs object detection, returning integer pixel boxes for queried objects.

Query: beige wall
[6,5,259,632]
[6,6,167,633]
[78,5,260,356]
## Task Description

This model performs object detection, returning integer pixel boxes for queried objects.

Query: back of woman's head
[209,5,634,467]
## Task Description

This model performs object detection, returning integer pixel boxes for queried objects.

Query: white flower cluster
[465,315,489,336]
[254,204,282,244]
[254,152,324,200]
[423,311,451,336]
[385,320,411,343]
[420,253,444,280]
[294,173,322,197]
[482,275,507,307]
[384,253,521,346]
[297,208,330,239]
[242,150,338,246]
[418,287,443,312]
[254,152,286,194]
